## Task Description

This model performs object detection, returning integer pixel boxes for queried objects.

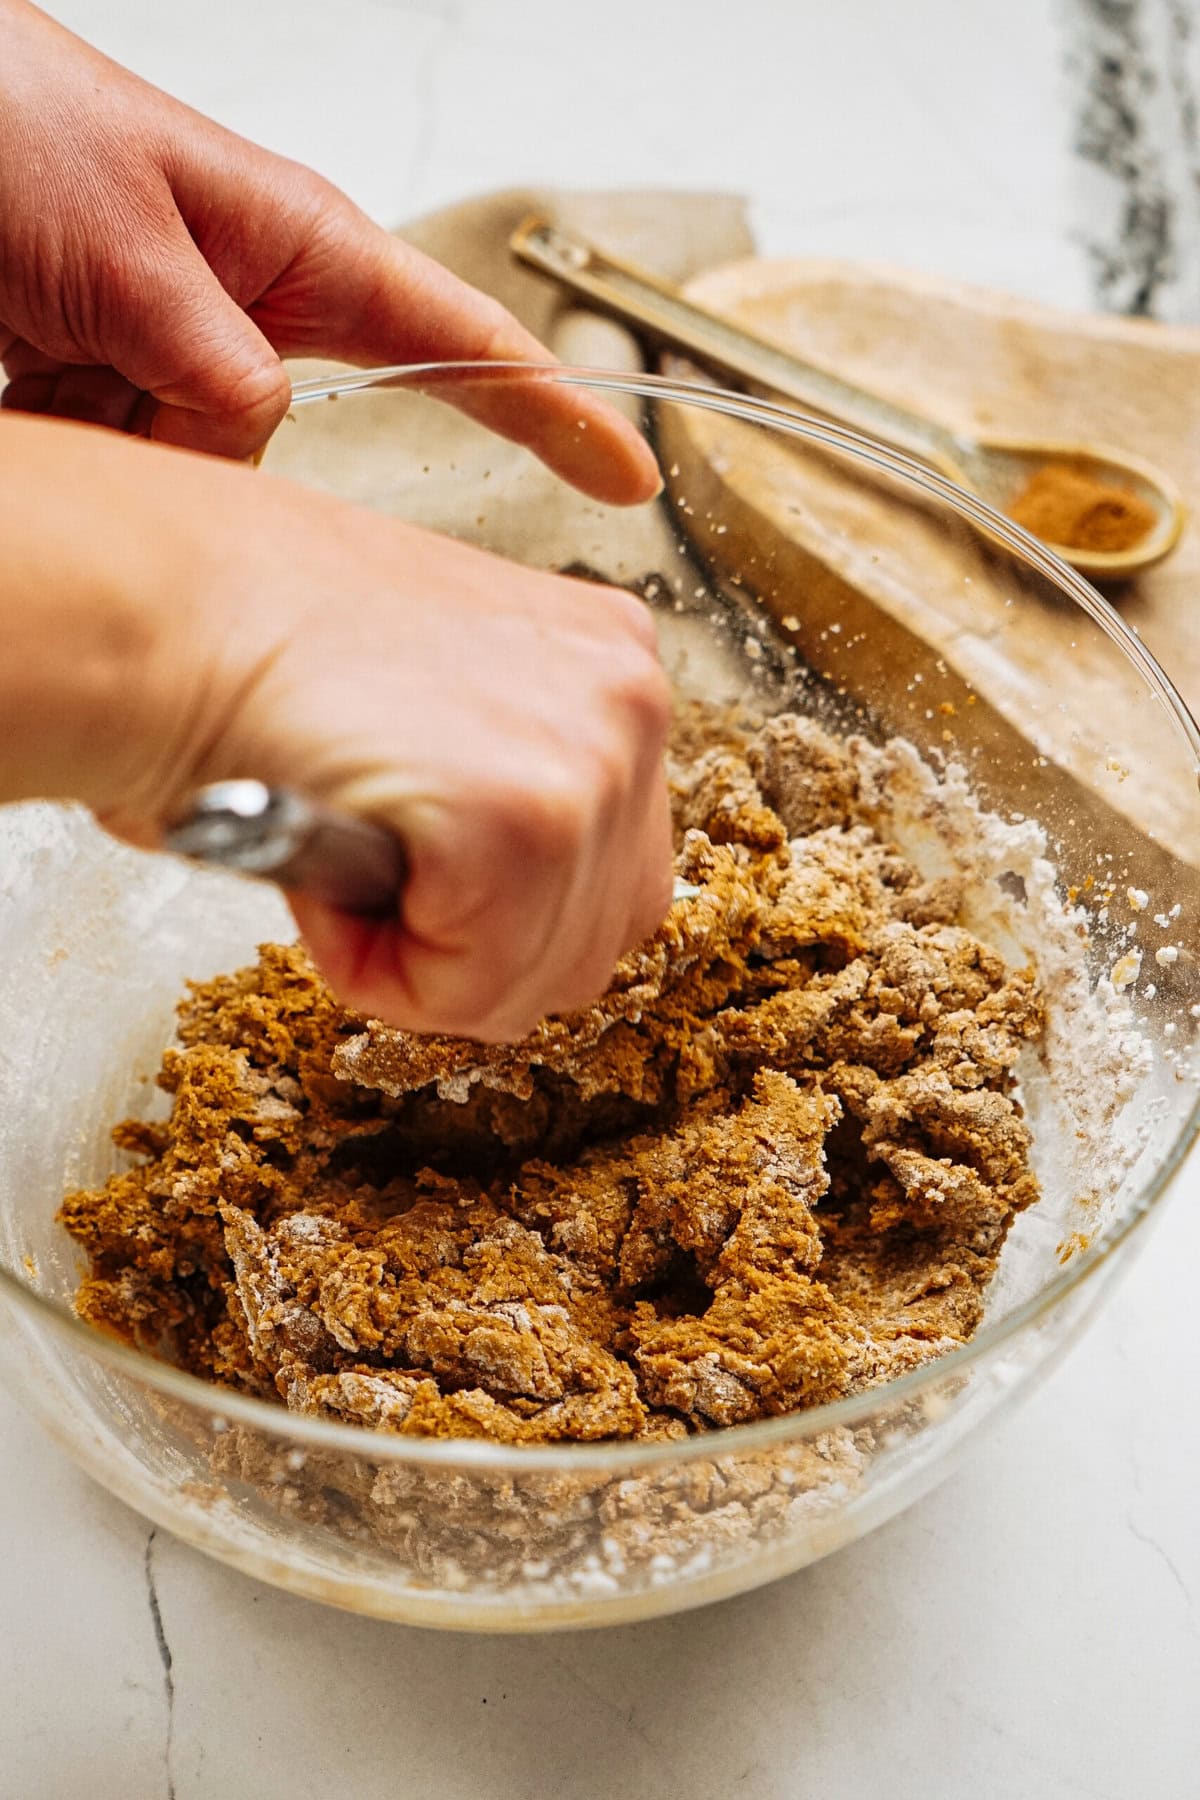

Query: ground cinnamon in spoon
[1007,460,1156,554]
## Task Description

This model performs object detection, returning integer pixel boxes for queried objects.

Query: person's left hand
[0,0,659,499]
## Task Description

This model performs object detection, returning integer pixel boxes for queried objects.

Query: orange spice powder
[1008,461,1156,555]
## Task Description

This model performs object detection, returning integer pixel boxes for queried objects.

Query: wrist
[0,413,223,822]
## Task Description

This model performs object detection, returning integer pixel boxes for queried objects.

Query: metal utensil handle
[510,216,968,478]
[166,782,703,918]
[164,782,407,917]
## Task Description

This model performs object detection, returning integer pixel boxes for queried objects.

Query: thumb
[113,236,292,459]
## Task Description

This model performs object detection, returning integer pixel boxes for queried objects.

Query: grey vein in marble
[144,1531,178,1800]
[1064,0,1200,318]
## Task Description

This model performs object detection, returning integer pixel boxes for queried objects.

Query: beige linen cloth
[397,187,752,350]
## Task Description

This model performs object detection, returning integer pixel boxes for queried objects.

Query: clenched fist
[0,414,674,1040]
[0,2,674,1039]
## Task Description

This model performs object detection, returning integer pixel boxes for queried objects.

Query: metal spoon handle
[511,216,969,479]
[164,782,407,917]
[165,782,702,918]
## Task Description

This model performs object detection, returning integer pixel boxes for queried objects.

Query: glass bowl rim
[1,360,1196,1475]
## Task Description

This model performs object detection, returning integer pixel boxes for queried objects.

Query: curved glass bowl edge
[1,361,1197,1477]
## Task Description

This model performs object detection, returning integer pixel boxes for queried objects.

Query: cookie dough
[62,712,1042,1443]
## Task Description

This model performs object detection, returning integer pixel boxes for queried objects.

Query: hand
[235,518,676,1044]
[0,1,658,502]
[0,415,674,1042]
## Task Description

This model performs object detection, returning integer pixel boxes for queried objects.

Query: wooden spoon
[512,217,1185,581]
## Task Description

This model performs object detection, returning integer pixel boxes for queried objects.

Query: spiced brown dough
[61,712,1043,1443]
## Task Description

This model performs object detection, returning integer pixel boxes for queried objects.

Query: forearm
[0,411,221,815]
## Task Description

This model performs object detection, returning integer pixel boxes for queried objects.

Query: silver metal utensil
[166,782,701,915]
[164,781,408,916]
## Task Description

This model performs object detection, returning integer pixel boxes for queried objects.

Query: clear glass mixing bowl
[0,365,1196,1631]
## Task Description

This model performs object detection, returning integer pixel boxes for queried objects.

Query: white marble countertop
[4,3,1200,1796]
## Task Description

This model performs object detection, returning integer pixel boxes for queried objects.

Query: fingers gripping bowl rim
[1,363,1197,1628]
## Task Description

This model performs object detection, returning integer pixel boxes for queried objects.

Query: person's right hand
[1,413,674,1043]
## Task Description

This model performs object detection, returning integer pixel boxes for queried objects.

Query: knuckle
[217,353,291,426]
[598,583,658,650]
[582,737,634,816]
[407,958,517,1040]
[608,650,673,739]
[282,160,347,221]
[422,999,495,1040]
[472,1007,543,1045]
[550,949,626,1018]
[337,972,391,1020]
[500,770,591,863]
[646,860,678,923]
[474,296,529,361]
[630,876,675,946]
